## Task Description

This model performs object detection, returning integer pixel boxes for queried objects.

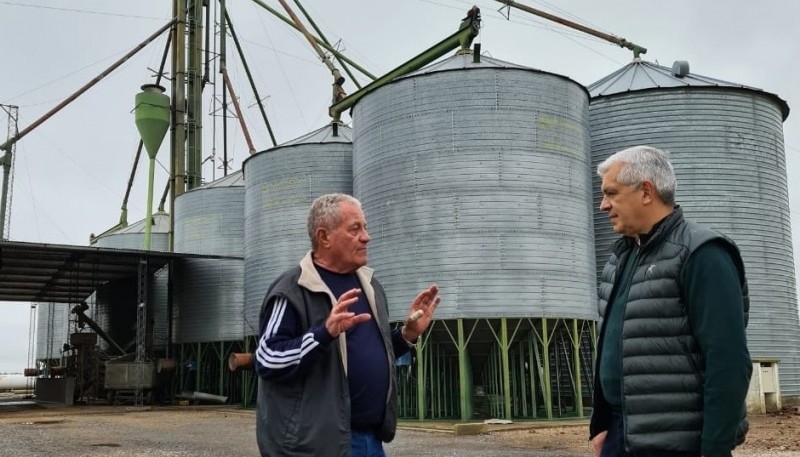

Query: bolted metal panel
[352,60,597,322]
[589,85,800,396]
[243,124,353,336]
[173,170,245,343]
[35,302,71,361]
[149,266,169,350]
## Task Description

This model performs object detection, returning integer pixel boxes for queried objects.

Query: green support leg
[573,319,584,417]
[501,317,511,419]
[528,334,537,418]
[457,319,471,420]
[416,337,426,421]
[542,318,553,419]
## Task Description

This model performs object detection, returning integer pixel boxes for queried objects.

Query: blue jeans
[350,430,386,457]
[602,412,700,457]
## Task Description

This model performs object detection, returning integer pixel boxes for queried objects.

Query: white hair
[307,193,362,250]
[597,145,677,205]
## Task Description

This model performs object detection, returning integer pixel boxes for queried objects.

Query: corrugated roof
[0,240,239,303]
[404,52,531,77]
[279,122,353,146]
[589,59,789,119]
[201,169,244,188]
[105,212,170,236]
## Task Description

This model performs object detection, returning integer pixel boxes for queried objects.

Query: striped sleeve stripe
[264,297,287,339]
[256,332,320,369]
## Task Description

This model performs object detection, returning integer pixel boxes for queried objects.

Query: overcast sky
[1,0,799,372]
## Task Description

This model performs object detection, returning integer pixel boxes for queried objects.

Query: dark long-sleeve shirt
[254,268,412,430]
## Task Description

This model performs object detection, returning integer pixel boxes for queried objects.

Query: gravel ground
[0,400,797,457]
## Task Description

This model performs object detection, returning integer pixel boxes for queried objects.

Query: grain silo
[242,124,353,338]
[352,52,596,420]
[35,302,71,369]
[588,59,800,405]
[172,170,245,400]
[90,214,171,354]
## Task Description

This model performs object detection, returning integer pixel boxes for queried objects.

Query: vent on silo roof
[672,60,690,77]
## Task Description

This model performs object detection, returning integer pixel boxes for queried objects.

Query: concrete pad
[453,422,488,436]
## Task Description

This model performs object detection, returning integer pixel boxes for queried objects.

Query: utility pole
[0,104,19,240]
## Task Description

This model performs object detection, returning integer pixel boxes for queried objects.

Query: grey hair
[307,193,362,250]
[597,145,677,205]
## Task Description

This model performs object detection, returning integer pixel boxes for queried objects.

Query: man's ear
[640,181,656,205]
[316,228,330,249]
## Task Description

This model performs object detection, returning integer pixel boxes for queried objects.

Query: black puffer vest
[590,208,749,453]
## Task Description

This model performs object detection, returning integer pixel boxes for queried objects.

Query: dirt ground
[492,407,800,454]
[0,398,797,456]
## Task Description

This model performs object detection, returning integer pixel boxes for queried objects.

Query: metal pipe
[248,0,376,80]
[170,0,188,252]
[274,0,346,106]
[291,0,362,89]
[0,20,175,154]
[495,0,647,57]
[328,7,480,123]
[144,157,156,249]
[221,68,257,155]
[224,10,277,146]
[121,33,173,230]
[186,0,204,190]
[158,180,170,213]
[0,20,174,239]
[71,302,126,356]
[228,352,253,372]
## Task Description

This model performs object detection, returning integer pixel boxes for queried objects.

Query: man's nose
[600,196,610,211]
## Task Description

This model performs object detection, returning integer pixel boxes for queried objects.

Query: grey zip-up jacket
[255,252,398,457]
[590,208,750,453]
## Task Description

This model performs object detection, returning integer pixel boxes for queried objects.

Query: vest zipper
[619,246,639,453]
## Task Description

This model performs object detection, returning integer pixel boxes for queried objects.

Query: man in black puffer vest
[589,146,752,457]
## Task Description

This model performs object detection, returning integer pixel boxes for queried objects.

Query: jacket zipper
[619,245,639,453]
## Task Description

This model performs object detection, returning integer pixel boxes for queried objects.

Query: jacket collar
[613,206,683,256]
[298,251,375,296]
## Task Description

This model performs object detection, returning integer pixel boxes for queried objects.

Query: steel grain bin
[35,302,70,361]
[588,59,800,396]
[243,124,353,336]
[352,54,597,321]
[173,171,245,343]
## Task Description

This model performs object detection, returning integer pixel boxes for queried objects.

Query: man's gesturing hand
[326,288,371,338]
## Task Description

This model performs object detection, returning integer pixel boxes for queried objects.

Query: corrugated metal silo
[588,59,800,397]
[243,124,353,336]
[92,213,170,251]
[352,54,597,321]
[90,213,171,351]
[35,302,70,361]
[173,170,245,343]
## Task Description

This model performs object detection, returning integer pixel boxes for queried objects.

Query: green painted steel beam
[416,334,426,420]
[248,0,375,80]
[573,319,584,417]
[541,318,553,419]
[457,319,470,420]
[328,8,481,122]
[501,318,512,419]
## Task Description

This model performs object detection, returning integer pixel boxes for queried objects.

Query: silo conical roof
[589,59,789,119]
[111,212,170,235]
[191,169,244,190]
[404,53,531,77]
[279,122,353,146]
